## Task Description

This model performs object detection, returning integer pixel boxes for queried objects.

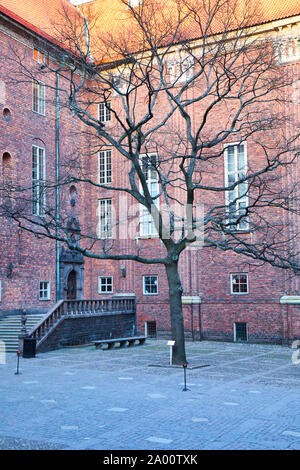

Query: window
[234,322,248,342]
[178,56,194,82]
[39,281,50,300]
[98,276,113,294]
[143,276,158,295]
[167,56,194,84]
[98,199,112,238]
[276,38,300,64]
[128,0,142,7]
[32,145,46,216]
[98,101,111,123]
[98,150,112,184]
[140,153,159,237]
[225,143,248,230]
[33,48,45,63]
[32,79,45,115]
[231,274,249,294]
[145,321,157,338]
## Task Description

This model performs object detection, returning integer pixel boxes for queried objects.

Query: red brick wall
[0,15,299,347]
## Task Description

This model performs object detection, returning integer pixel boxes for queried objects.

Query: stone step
[0,315,45,353]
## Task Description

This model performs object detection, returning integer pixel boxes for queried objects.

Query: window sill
[135,235,160,240]
[231,292,249,296]
[32,110,46,117]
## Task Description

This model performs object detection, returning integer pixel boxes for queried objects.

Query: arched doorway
[67,270,77,300]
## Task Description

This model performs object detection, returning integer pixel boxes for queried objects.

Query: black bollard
[182,363,190,392]
[15,350,21,375]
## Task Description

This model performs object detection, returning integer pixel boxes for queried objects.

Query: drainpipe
[188,250,194,341]
[56,64,64,302]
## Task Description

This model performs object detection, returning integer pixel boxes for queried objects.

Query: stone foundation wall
[37,312,136,353]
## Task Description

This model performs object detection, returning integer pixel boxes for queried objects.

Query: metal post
[182,363,189,391]
[15,350,21,375]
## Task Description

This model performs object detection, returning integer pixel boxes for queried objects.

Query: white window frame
[143,275,158,295]
[32,79,45,115]
[128,0,142,8]
[167,55,194,85]
[98,276,113,294]
[275,38,300,65]
[98,150,112,185]
[98,101,111,123]
[177,56,194,83]
[98,199,113,239]
[139,153,160,237]
[224,142,249,231]
[111,70,129,97]
[32,145,46,216]
[234,322,248,342]
[230,273,249,295]
[39,281,50,300]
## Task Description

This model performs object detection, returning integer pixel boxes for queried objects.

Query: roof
[0,0,83,46]
[79,0,300,61]
[0,0,300,58]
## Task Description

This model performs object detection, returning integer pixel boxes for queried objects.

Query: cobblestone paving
[0,340,299,450]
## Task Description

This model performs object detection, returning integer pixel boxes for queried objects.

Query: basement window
[234,322,248,342]
[39,281,50,300]
[145,321,157,338]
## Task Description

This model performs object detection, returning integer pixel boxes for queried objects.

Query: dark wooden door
[67,270,77,300]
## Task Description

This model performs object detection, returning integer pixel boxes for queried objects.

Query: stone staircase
[0,314,45,353]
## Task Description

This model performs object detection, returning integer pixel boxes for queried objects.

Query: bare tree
[2,0,300,363]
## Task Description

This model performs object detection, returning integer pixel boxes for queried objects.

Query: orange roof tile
[0,0,83,46]
[79,0,300,61]
[0,0,300,59]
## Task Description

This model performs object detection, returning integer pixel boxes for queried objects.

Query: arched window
[2,152,12,181]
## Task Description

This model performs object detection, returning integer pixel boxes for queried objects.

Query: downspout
[189,250,194,341]
[56,64,64,302]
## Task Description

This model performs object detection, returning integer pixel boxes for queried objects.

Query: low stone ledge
[280,296,300,304]
[182,296,201,305]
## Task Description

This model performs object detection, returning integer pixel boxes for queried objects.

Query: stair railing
[27,297,136,347]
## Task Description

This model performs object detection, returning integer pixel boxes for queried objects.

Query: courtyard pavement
[0,339,299,451]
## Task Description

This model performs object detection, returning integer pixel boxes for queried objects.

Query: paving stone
[1,340,300,450]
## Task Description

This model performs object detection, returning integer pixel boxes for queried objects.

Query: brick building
[0,0,300,346]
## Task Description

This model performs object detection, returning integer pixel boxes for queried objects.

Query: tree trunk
[165,261,187,365]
